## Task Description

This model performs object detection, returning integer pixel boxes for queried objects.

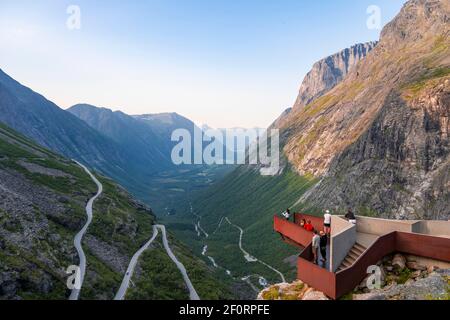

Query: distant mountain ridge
[66,104,236,214]
[0,68,127,179]
[293,41,378,111]
[68,104,178,173]
[0,70,232,214]
[0,122,232,300]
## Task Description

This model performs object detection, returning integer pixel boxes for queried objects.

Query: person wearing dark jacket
[282,208,291,221]
[319,231,328,264]
[345,209,356,224]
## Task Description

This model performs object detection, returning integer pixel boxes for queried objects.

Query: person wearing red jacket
[304,220,314,232]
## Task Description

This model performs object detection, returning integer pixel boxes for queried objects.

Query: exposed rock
[407,261,427,271]
[302,289,329,300]
[427,266,439,273]
[0,273,18,298]
[293,42,377,111]
[258,280,329,301]
[354,269,450,300]
[278,0,450,220]
[17,160,73,178]
[392,254,407,270]
[353,292,387,300]
[84,235,130,274]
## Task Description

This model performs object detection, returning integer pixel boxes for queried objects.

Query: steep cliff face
[271,43,376,140]
[280,0,449,218]
[293,42,377,110]
[300,80,449,219]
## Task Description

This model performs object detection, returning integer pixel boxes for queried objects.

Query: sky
[0,0,406,128]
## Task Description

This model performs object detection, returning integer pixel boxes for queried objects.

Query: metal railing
[274,215,450,299]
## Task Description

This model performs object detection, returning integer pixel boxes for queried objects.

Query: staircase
[336,243,367,272]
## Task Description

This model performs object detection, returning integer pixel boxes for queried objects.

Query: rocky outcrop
[293,42,377,111]
[299,79,449,219]
[259,254,449,300]
[257,281,329,301]
[353,269,450,300]
[279,0,449,219]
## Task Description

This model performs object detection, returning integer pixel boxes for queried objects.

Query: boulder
[354,269,450,300]
[0,280,18,297]
[302,289,329,300]
[353,292,387,300]
[404,279,415,286]
[358,275,370,290]
[392,254,406,270]
[406,261,427,271]
[427,266,439,273]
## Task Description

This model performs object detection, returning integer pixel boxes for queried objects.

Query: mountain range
[0,0,448,300]
[166,0,449,290]
[0,122,232,299]
[0,72,233,214]
[280,0,449,219]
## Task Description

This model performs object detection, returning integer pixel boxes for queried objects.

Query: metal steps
[336,243,367,272]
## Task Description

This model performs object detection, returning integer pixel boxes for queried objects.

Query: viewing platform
[274,214,450,299]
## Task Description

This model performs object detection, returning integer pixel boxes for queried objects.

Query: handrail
[334,232,396,298]
[294,213,324,231]
[274,215,314,247]
[335,231,450,298]
[275,215,450,299]
[396,231,450,262]
[297,244,337,298]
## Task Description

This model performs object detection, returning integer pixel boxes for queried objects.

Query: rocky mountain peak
[293,41,378,111]
[380,0,449,46]
[275,0,449,218]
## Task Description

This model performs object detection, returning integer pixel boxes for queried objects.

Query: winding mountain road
[114,224,200,300]
[157,225,200,300]
[114,225,159,300]
[224,218,286,283]
[69,161,103,301]
[191,203,209,238]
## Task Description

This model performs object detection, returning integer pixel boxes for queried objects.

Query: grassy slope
[0,122,231,300]
[0,123,95,299]
[166,165,317,287]
[127,233,233,300]
[140,164,234,216]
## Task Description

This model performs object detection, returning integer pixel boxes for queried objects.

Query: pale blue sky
[0,0,406,128]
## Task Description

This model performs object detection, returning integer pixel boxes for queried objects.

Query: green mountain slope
[169,1,449,295]
[166,165,317,290]
[0,70,233,216]
[0,122,231,300]
[67,104,235,214]
[0,68,132,184]
[68,104,174,173]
